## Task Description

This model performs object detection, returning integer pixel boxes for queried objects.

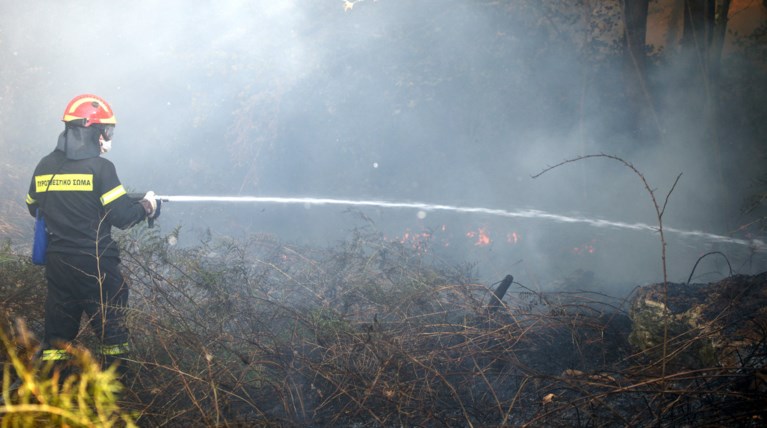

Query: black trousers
[42,252,130,359]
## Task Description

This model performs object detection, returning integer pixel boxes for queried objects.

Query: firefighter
[24,94,159,376]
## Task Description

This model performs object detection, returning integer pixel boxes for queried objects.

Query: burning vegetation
[1,226,765,427]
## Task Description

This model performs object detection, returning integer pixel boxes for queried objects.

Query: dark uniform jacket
[25,149,146,258]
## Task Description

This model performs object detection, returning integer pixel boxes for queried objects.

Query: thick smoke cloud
[2,0,764,291]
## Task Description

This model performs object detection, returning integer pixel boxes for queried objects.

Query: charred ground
[1,227,765,427]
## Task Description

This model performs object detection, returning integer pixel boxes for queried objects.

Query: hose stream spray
[153,195,765,252]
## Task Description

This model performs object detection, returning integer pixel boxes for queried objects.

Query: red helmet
[62,94,117,126]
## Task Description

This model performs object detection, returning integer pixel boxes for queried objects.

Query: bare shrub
[2,224,765,427]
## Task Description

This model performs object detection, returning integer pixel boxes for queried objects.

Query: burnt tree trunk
[709,0,731,80]
[681,0,732,78]
[681,0,733,206]
[487,274,514,313]
[620,0,658,138]
[682,0,716,52]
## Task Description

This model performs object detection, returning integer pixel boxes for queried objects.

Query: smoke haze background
[2,0,765,292]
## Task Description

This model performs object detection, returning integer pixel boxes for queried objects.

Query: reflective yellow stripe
[42,349,71,361]
[34,174,94,192]
[100,185,126,206]
[66,96,109,115]
[26,194,36,205]
[62,114,117,125]
[99,342,130,356]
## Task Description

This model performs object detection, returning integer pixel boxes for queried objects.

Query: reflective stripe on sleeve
[26,194,36,205]
[100,184,127,206]
[99,342,131,356]
[42,349,71,361]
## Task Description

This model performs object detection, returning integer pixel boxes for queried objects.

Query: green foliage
[0,325,137,427]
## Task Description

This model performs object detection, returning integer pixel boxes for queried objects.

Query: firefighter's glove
[140,191,161,219]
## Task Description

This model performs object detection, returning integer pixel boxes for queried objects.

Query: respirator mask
[98,125,114,154]
[100,139,112,154]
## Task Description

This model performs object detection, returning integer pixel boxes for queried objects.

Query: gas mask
[100,138,113,154]
[98,125,115,154]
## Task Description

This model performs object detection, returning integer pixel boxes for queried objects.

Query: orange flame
[395,229,432,253]
[466,227,491,246]
[571,239,597,255]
